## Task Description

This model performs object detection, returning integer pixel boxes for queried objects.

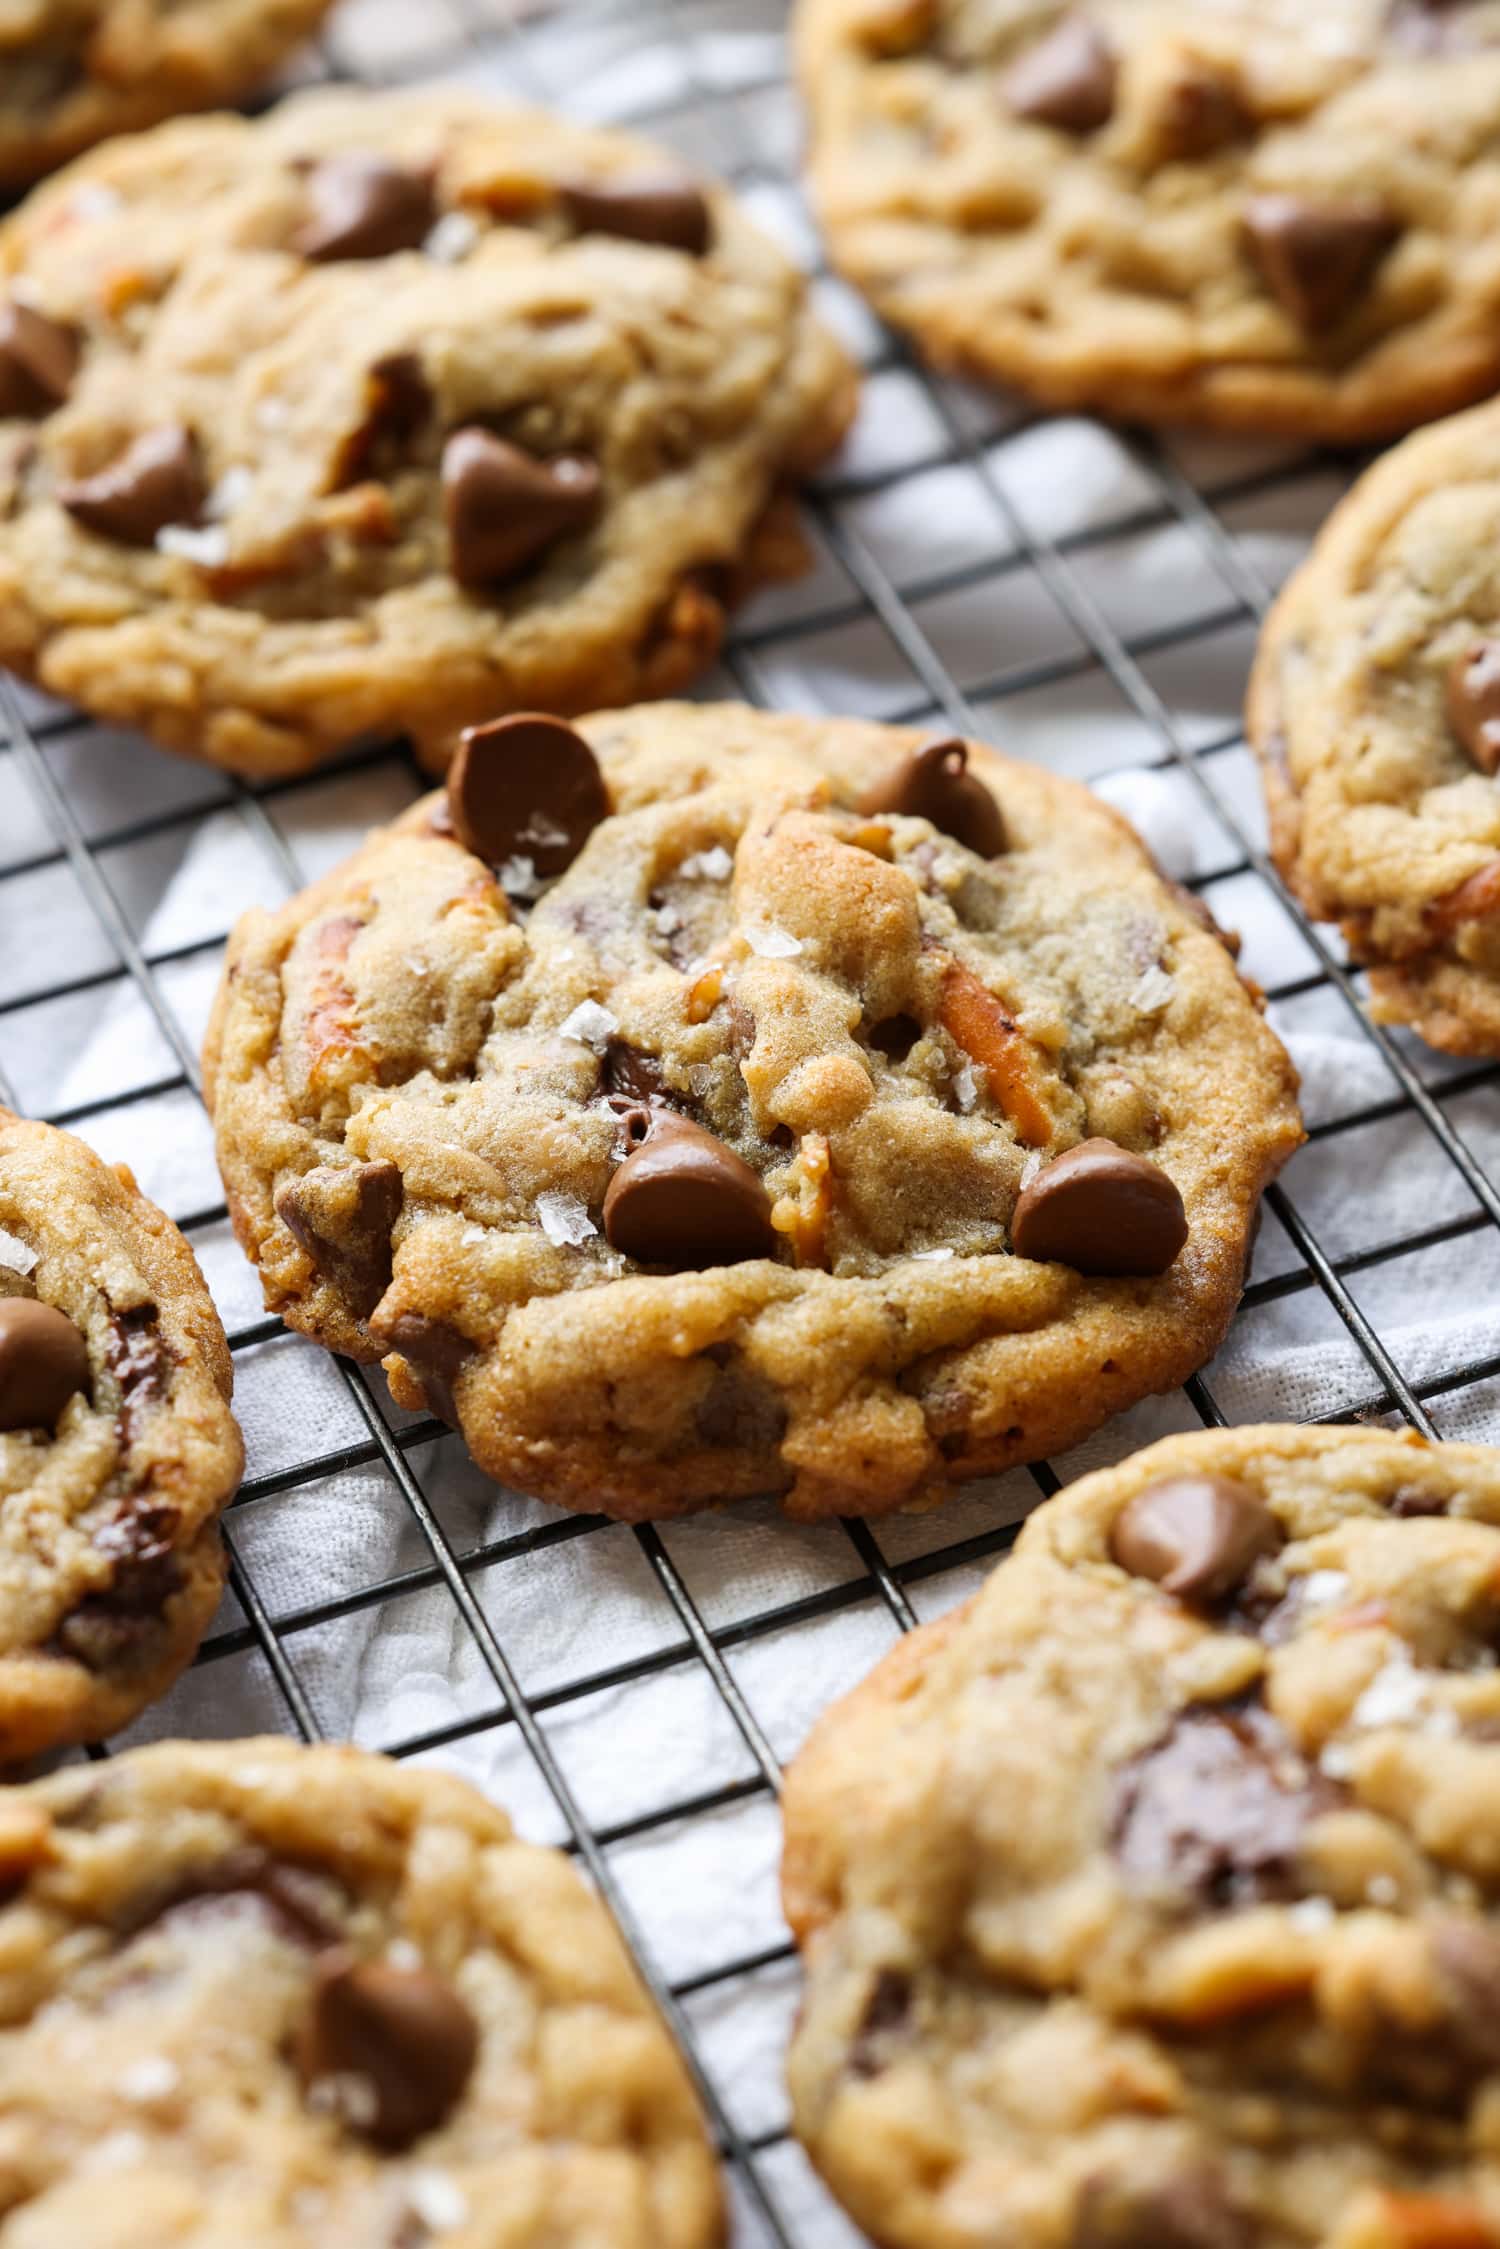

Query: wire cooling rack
[7,0,1500,2240]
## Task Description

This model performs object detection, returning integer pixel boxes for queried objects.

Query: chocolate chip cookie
[0,1108,241,1761]
[0,2,336,192]
[1248,392,1500,1056]
[784,1422,1500,2249]
[797,0,1500,439]
[0,1736,723,2246]
[0,89,855,781]
[203,701,1302,1523]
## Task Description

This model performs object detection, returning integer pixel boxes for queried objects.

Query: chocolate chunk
[849,1967,913,2078]
[296,1949,478,2148]
[1112,1698,1341,1908]
[602,1040,666,1103]
[447,711,608,877]
[293,155,437,262]
[0,1298,88,1432]
[1446,640,1500,777]
[59,426,203,546]
[603,1109,773,1270]
[0,302,80,418]
[1010,1139,1187,1276]
[559,175,711,255]
[1434,1921,1500,2066]
[54,1499,183,1667]
[1155,68,1249,163]
[442,427,601,589]
[331,351,433,489]
[374,1311,474,1428]
[1077,2165,1252,2249]
[1110,1475,1280,1605]
[275,1160,404,1320]
[692,1345,787,1449]
[1003,15,1118,133]
[105,1303,167,1445]
[1389,1482,1450,1518]
[1242,194,1399,331]
[857,737,1006,858]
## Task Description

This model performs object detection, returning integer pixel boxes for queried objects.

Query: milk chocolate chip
[294,155,436,261]
[1242,194,1399,331]
[857,737,1006,857]
[275,1160,403,1320]
[1446,640,1500,776]
[603,1109,773,1269]
[0,1298,88,1431]
[1111,1475,1280,1604]
[0,302,79,418]
[560,176,711,254]
[1003,15,1117,133]
[297,1950,478,2148]
[59,426,203,546]
[1077,2166,1253,2249]
[1010,1139,1187,1275]
[1113,1698,1340,1907]
[447,712,608,876]
[442,428,602,589]
[373,1312,475,1429]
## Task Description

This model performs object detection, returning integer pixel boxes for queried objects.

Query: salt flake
[1129,964,1175,1015]
[651,901,685,938]
[1352,1660,1429,1731]
[407,2170,470,2230]
[1297,1569,1350,1611]
[746,925,802,959]
[156,523,230,567]
[1287,1896,1335,1933]
[536,1191,597,1248]
[120,2055,179,2101]
[679,845,732,881]
[1319,1741,1354,1780]
[424,210,481,263]
[1019,1149,1044,1187]
[255,396,290,431]
[952,1061,980,1115]
[460,1226,486,1247]
[206,466,253,520]
[686,1064,715,1097]
[558,999,617,1052]
[71,184,122,221]
[499,854,542,901]
[0,1230,37,1276]
[1365,1873,1400,1907]
[913,1247,954,1262]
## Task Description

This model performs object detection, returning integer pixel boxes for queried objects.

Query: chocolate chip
[692,1344,787,1449]
[59,426,204,546]
[373,1311,474,1428]
[1242,194,1399,331]
[275,1160,403,1321]
[602,1040,666,1103]
[1445,641,1500,777]
[1434,1921,1500,2066]
[560,175,711,254]
[105,1303,167,1444]
[1002,15,1117,133]
[293,156,437,262]
[1010,1139,1187,1276]
[1077,2165,1253,2249]
[0,1297,88,1432]
[330,351,433,490]
[297,1949,478,2149]
[849,1968,913,2078]
[603,1110,773,1270]
[1389,1483,1450,1518]
[442,427,601,589]
[446,711,608,877]
[1112,1698,1341,1908]
[1110,1475,1280,1605]
[0,301,79,418]
[857,736,1006,858]
[54,1498,184,1668]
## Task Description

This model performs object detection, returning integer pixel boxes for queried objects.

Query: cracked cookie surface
[784,1422,1500,2249]
[0,1108,241,1761]
[0,1,335,191]
[204,701,1301,1524]
[0,1736,723,2247]
[0,87,854,779]
[797,0,1500,439]
[1249,393,1500,1056]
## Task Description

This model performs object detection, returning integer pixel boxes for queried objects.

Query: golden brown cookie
[785,1422,1500,2249]
[204,701,1302,1523]
[0,88,854,778]
[0,1107,241,1760]
[797,0,1500,439]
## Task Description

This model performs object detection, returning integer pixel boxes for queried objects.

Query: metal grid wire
[6,0,1500,2239]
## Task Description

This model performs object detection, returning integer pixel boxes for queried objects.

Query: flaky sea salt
[746,925,802,959]
[0,1229,37,1276]
[1019,1149,1044,1187]
[1352,1660,1429,1731]
[461,1226,486,1247]
[385,1938,423,1972]
[156,523,230,567]
[1366,1874,1400,1907]
[1319,1741,1355,1780]
[1129,964,1175,1015]
[952,1061,981,1115]
[521,812,570,852]
[558,999,617,1051]
[83,2130,149,2176]
[120,2055,179,2101]
[255,396,290,431]
[913,1247,954,1262]
[679,845,732,881]
[1297,1569,1350,1611]
[407,2170,470,2231]
[536,1191,597,1248]
[206,466,253,521]
[651,901,685,938]
[71,183,122,221]
[424,210,481,263]
[499,854,542,901]
[1287,1896,1335,1933]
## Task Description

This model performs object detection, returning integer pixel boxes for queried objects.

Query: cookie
[0,1736,723,2246]
[784,1421,1500,2249]
[203,701,1302,1524]
[0,1,336,192]
[796,0,1500,440]
[0,1107,241,1761]
[0,88,854,781]
[1248,392,1500,1057]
